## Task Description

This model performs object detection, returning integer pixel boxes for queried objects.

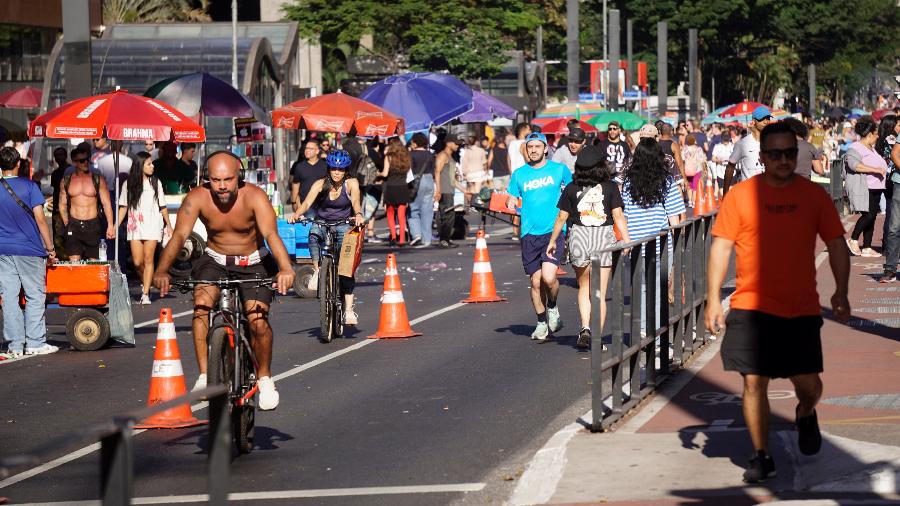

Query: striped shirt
[622,178,685,255]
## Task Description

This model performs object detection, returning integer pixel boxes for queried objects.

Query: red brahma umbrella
[271,92,404,137]
[537,117,598,136]
[0,86,42,109]
[719,101,768,118]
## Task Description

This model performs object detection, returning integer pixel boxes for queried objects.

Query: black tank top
[316,181,352,221]
[659,139,675,158]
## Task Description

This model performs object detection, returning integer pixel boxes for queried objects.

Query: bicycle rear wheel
[234,326,255,454]
[319,257,335,343]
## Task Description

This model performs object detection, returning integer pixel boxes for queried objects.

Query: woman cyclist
[289,150,365,325]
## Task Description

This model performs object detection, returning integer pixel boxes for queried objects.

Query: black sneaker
[742,451,776,483]
[410,237,422,247]
[796,405,822,455]
[576,328,592,349]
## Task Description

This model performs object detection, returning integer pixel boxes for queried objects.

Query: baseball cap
[638,124,659,139]
[445,133,466,145]
[524,132,548,146]
[568,127,586,142]
[607,120,622,130]
[575,145,605,169]
[752,106,772,121]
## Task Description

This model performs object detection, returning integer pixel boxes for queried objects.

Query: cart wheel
[293,265,317,298]
[170,232,205,278]
[66,308,111,351]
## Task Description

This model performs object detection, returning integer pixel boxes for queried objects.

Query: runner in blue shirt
[507,132,573,341]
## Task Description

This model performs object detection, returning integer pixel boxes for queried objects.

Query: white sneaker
[2,349,23,359]
[547,307,563,332]
[192,373,207,392]
[860,248,881,258]
[25,344,59,355]
[258,376,279,410]
[847,238,862,256]
[140,294,151,305]
[345,310,358,326]
[531,321,550,341]
[307,269,319,291]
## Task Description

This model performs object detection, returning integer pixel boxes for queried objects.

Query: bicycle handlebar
[170,277,276,293]
[296,217,357,227]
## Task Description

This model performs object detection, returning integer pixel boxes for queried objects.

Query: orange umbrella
[272,92,404,137]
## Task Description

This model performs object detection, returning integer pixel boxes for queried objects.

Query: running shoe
[192,373,207,392]
[345,310,358,326]
[410,237,422,246]
[880,271,897,283]
[140,293,151,305]
[258,376,279,410]
[2,349,23,360]
[743,451,776,483]
[307,269,319,291]
[547,307,563,332]
[576,327,592,349]
[796,405,822,455]
[860,247,881,257]
[531,321,550,341]
[847,238,862,256]
[25,344,59,355]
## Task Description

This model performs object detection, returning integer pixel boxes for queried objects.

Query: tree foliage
[102,0,210,24]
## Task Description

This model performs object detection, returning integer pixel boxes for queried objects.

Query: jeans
[408,174,435,245]
[885,181,900,273]
[308,222,355,294]
[0,255,47,352]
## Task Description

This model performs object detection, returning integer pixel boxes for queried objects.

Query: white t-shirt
[96,153,133,192]
[551,145,578,173]
[711,142,734,179]
[508,139,527,173]
[728,134,764,181]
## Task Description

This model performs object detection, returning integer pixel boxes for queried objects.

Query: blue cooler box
[275,219,312,260]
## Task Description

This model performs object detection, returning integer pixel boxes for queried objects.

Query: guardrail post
[830,159,843,214]
[645,237,659,386]
[685,220,697,356]
[100,418,134,506]
[672,227,684,363]
[629,244,643,402]
[208,390,231,504]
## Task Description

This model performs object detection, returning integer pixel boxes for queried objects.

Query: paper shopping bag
[338,227,364,277]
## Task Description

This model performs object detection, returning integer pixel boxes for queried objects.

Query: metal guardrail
[0,384,230,505]
[590,213,716,431]
[830,159,845,214]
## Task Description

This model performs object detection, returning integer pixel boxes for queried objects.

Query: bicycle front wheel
[234,326,255,454]
[319,257,335,343]
[207,325,236,411]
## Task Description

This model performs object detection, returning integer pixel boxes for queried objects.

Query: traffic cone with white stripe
[135,308,206,429]
[462,230,507,303]
[368,253,422,339]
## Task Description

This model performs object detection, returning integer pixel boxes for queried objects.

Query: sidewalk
[524,216,900,505]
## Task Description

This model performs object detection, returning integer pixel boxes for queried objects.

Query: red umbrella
[271,92,404,136]
[0,86,42,109]
[28,89,206,261]
[29,89,205,142]
[537,117,598,136]
[719,101,768,118]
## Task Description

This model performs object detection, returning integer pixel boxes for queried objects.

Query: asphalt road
[0,211,733,506]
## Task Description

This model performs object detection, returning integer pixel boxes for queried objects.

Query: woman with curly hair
[380,138,412,246]
[622,138,686,338]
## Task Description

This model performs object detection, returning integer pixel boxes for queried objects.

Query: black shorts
[64,218,102,259]
[721,309,823,378]
[192,252,278,305]
[521,232,564,276]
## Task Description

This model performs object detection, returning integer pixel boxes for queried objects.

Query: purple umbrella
[359,72,473,131]
[459,91,517,123]
[144,72,268,124]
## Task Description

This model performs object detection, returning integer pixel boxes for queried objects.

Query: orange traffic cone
[462,230,507,303]
[135,308,206,429]
[368,254,422,339]
[695,174,718,215]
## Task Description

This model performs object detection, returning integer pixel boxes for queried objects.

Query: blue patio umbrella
[459,91,517,123]
[359,72,474,132]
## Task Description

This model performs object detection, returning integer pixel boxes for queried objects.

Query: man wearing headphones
[153,151,295,411]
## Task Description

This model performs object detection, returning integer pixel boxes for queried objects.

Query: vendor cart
[47,262,112,351]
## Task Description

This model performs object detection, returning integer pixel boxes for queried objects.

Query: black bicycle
[172,277,274,454]
[302,217,357,343]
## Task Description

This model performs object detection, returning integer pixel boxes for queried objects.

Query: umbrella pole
[114,149,119,263]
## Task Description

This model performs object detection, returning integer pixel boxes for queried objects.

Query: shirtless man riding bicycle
[153,151,294,410]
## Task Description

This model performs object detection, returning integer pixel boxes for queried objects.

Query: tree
[102,0,210,24]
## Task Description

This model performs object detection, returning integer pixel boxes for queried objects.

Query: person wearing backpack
[682,134,707,208]
[0,147,58,358]
[58,146,115,260]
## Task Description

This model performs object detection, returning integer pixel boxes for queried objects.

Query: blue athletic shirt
[0,176,45,257]
[507,160,573,237]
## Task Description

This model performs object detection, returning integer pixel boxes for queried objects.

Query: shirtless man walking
[153,151,295,410]
[58,146,115,260]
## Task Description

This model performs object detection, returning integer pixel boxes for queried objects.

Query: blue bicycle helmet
[524,132,548,145]
[325,149,352,169]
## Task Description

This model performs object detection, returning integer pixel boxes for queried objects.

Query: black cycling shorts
[192,252,278,305]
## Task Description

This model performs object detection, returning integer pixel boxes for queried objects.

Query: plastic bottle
[98,240,107,261]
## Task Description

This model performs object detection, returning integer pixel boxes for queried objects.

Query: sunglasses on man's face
[73,158,88,164]
[761,147,798,160]
[608,126,619,131]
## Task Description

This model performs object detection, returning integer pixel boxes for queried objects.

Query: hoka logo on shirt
[523,175,556,192]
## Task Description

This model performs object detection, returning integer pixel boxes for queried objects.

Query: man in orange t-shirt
[705,121,850,484]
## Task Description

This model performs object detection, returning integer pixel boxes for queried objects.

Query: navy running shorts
[521,232,564,276]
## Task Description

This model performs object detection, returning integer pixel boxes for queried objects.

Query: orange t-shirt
[712,176,845,318]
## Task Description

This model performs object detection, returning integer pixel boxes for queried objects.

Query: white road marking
[134,310,193,329]
[16,483,487,505]
[0,301,468,491]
